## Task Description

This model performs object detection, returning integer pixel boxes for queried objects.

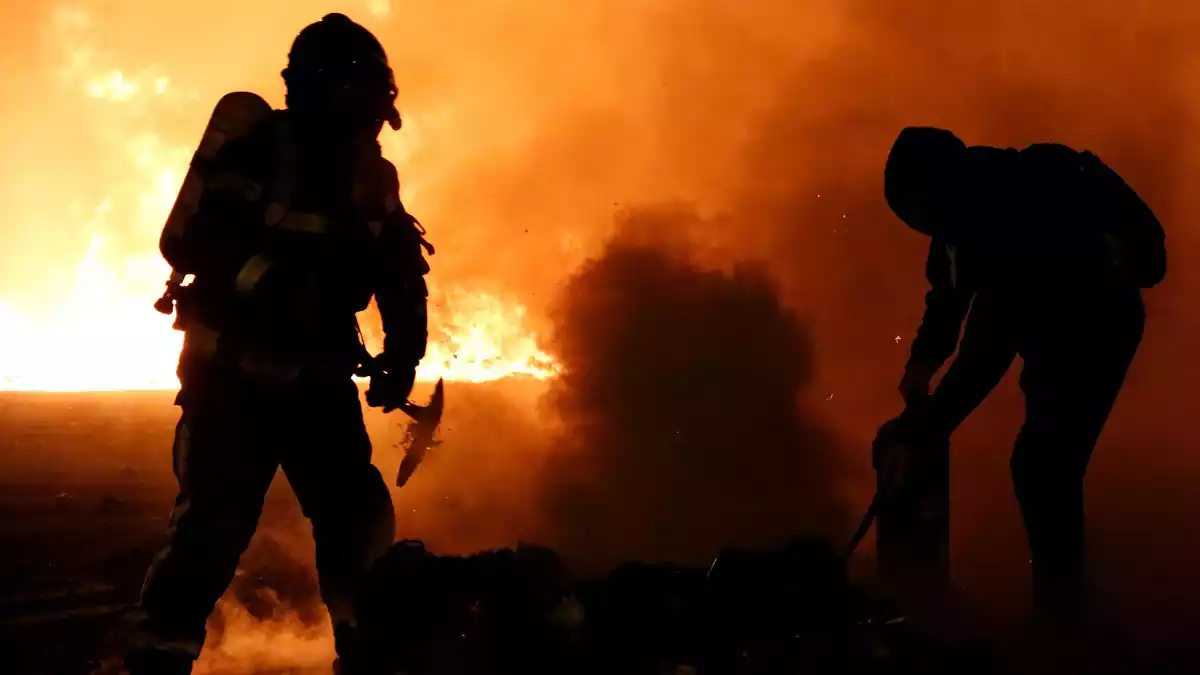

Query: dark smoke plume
[537,207,852,572]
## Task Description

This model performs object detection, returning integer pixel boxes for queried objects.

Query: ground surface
[1,389,1198,674]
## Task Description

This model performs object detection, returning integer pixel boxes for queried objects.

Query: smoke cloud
[537,207,851,571]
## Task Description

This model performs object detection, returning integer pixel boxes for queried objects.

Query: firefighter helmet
[282,13,402,131]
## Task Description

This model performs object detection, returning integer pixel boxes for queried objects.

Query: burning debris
[352,537,996,675]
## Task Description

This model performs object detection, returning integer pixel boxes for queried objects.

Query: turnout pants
[1011,297,1144,615]
[924,292,1143,614]
[127,375,395,668]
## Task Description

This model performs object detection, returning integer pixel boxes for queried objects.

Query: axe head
[395,378,445,487]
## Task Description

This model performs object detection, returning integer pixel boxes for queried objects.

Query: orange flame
[0,4,558,392]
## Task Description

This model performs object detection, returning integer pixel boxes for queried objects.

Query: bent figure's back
[956,143,1162,332]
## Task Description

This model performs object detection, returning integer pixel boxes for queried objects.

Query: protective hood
[884,127,967,236]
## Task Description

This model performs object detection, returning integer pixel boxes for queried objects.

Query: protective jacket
[901,142,1163,365]
[161,102,430,395]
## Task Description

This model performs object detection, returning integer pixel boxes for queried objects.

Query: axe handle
[844,499,879,560]
[846,396,928,560]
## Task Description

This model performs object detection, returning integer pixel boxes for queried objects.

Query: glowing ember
[0,3,558,392]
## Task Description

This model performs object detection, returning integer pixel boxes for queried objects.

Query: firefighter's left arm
[372,161,432,375]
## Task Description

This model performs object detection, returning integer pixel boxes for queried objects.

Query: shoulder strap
[263,114,296,227]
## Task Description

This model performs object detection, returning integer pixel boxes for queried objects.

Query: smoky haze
[3,0,1200,662]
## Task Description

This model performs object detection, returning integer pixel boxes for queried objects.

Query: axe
[357,342,446,487]
[393,378,445,487]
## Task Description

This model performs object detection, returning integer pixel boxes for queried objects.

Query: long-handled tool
[843,432,907,560]
[844,501,881,561]
[843,398,923,561]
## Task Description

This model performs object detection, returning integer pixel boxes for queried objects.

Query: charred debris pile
[355,537,998,675]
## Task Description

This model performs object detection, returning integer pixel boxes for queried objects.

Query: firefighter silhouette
[126,14,431,675]
[885,126,1164,616]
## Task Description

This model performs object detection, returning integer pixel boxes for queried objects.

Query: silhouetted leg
[127,407,277,674]
[282,379,395,670]
[1012,305,1144,617]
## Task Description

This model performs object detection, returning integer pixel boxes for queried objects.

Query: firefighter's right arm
[924,296,1016,434]
[901,238,976,400]
[374,209,430,373]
